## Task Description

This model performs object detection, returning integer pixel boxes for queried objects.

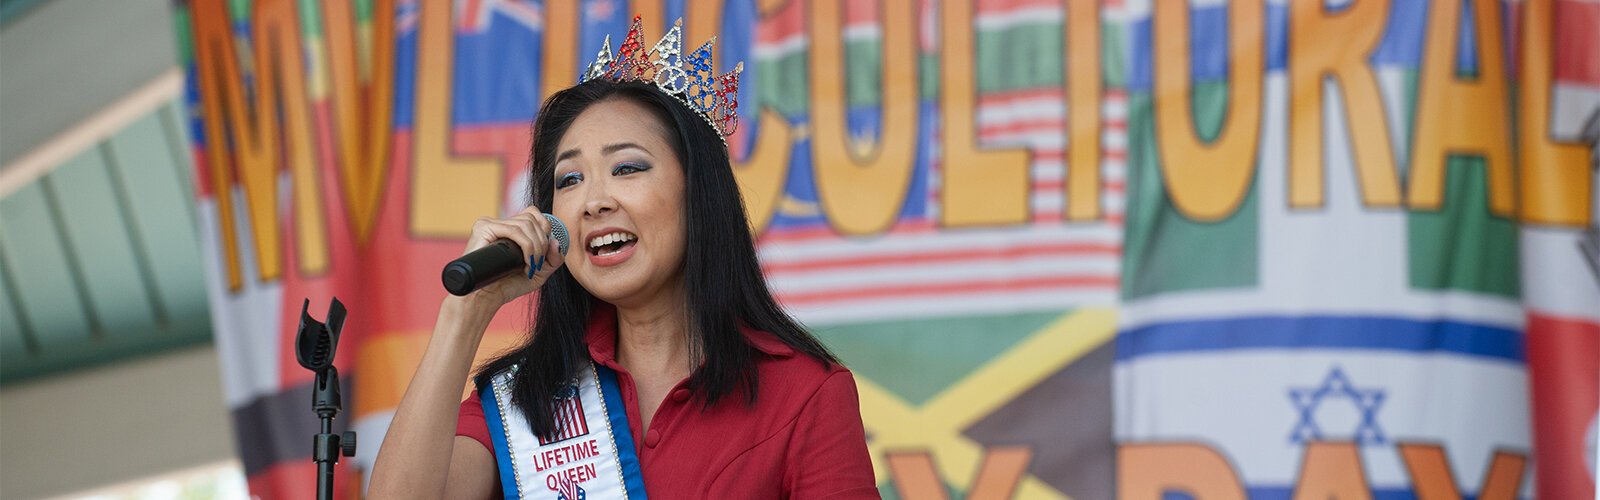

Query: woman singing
[369,18,878,499]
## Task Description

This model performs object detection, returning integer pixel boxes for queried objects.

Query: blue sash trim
[478,383,522,500]
[595,365,649,499]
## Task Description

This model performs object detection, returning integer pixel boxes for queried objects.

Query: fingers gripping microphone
[442,214,569,296]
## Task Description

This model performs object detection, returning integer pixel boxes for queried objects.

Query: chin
[572,267,651,306]
[584,283,648,306]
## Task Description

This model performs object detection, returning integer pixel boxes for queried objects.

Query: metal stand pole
[297,298,357,500]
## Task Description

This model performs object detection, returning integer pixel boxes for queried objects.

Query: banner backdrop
[175,0,1598,498]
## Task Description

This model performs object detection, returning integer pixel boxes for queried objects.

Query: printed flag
[175,0,1595,498]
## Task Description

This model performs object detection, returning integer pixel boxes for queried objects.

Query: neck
[613,288,692,378]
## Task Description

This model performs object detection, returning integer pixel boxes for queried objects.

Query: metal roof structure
[0,98,213,383]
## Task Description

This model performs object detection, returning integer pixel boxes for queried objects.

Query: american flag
[553,478,586,500]
[752,0,1125,326]
[539,392,591,445]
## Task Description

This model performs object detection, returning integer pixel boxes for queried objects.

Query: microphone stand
[297,298,357,500]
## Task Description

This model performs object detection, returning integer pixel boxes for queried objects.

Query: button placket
[643,428,661,448]
[614,368,647,451]
[641,388,691,450]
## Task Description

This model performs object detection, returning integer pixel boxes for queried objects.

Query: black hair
[473,79,838,440]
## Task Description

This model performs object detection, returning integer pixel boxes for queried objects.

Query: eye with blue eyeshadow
[557,171,583,189]
[612,162,650,176]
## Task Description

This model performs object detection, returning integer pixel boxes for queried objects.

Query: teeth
[588,232,637,250]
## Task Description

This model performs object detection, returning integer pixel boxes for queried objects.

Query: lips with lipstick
[585,229,639,266]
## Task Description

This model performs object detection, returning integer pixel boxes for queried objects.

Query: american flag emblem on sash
[482,363,646,499]
[539,386,591,445]
[553,478,587,500]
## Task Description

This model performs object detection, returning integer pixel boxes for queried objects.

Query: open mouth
[587,231,638,256]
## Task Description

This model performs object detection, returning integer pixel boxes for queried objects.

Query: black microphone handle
[442,239,524,296]
[441,214,569,296]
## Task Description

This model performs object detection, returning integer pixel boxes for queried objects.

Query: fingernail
[527,255,540,278]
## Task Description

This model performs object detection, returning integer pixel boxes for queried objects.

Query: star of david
[1288,366,1386,445]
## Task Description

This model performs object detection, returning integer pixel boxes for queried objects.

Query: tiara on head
[580,16,744,143]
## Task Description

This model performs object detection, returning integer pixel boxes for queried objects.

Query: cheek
[661,206,690,260]
[634,193,687,255]
[549,201,582,253]
[550,195,579,221]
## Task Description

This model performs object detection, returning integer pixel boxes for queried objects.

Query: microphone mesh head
[543,213,570,256]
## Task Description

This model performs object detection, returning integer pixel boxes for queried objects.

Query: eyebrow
[555,142,650,162]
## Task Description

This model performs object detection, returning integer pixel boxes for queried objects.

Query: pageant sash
[480,363,648,500]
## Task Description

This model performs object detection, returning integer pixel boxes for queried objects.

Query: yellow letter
[886,451,948,500]
[810,0,919,235]
[1518,0,1593,226]
[412,0,501,237]
[1064,0,1104,221]
[191,0,326,287]
[1118,443,1247,500]
[733,112,795,235]
[689,1,793,235]
[1292,442,1373,500]
[1288,0,1400,209]
[1408,0,1514,215]
[190,0,247,289]
[1399,444,1526,500]
[322,0,396,242]
[941,0,1031,227]
[630,0,666,40]
[541,1,578,102]
[886,447,1033,500]
[259,0,329,277]
[1153,0,1264,221]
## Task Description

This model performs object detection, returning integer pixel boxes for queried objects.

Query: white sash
[480,363,648,500]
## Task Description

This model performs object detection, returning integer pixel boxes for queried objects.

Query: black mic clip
[295,298,357,500]
[296,298,345,374]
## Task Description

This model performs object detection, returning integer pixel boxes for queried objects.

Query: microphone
[442,213,569,296]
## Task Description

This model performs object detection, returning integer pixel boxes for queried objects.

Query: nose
[581,178,617,218]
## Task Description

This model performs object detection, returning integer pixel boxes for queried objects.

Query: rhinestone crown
[581,16,745,143]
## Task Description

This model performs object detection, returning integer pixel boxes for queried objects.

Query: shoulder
[693,327,859,439]
[455,391,494,452]
[729,334,876,497]
[737,329,860,430]
[747,330,851,399]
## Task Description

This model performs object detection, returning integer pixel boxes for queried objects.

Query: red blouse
[457,307,880,499]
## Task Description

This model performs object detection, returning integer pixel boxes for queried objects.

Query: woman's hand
[457,206,568,309]
[371,206,568,499]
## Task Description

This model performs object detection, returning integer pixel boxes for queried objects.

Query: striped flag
[173,0,1595,498]
[540,393,591,446]
[1524,0,1600,497]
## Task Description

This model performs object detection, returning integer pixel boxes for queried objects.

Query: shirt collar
[584,302,796,365]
